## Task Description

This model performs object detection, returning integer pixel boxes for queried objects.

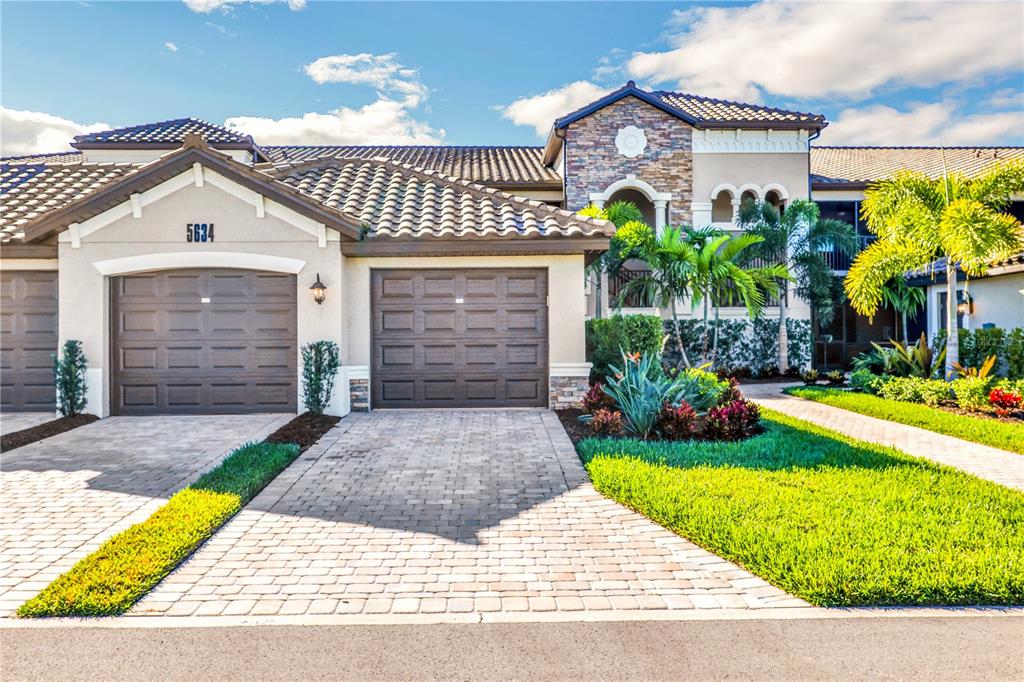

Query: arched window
[711,189,734,223]
[765,187,787,212]
[607,188,655,226]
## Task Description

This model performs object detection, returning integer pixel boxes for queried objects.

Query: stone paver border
[743,383,1024,491]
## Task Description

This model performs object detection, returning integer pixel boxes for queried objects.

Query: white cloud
[820,102,1024,146]
[183,0,304,14]
[205,22,237,38]
[164,42,179,52]
[224,100,444,146]
[499,81,612,137]
[628,2,1023,102]
[986,88,1024,111]
[0,108,109,156]
[304,53,427,108]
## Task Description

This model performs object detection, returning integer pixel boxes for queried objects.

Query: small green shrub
[669,366,728,412]
[300,340,340,415]
[849,369,885,394]
[1006,329,1024,379]
[586,314,664,379]
[800,369,819,385]
[53,340,88,417]
[826,370,845,387]
[877,376,950,406]
[951,377,994,412]
[995,377,1024,396]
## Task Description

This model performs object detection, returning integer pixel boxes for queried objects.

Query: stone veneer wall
[563,95,693,223]
[350,379,369,412]
[550,376,589,410]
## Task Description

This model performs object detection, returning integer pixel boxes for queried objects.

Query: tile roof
[1,151,86,164]
[653,91,826,127]
[71,118,254,147]
[1,162,140,242]
[275,157,611,240]
[261,145,560,186]
[810,146,1024,186]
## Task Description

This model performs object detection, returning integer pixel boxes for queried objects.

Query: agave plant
[602,351,685,438]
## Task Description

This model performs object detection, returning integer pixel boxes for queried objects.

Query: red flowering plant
[704,398,761,441]
[582,381,616,413]
[988,388,1023,418]
[588,408,624,436]
[656,400,697,440]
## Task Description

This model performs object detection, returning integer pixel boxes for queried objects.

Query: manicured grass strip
[578,410,1024,607]
[17,441,300,617]
[784,385,1024,455]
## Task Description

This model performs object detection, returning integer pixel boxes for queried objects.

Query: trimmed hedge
[586,314,663,378]
[579,410,1024,606]
[661,317,812,375]
[18,441,301,617]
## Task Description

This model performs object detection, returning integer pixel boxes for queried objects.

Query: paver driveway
[0,414,291,616]
[0,413,54,436]
[135,410,803,618]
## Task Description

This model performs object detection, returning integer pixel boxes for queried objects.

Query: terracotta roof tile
[1,162,140,242]
[1,151,86,164]
[262,145,560,186]
[810,146,1024,186]
[654,91,825,127]
[276,157,610,240]
[72,118,254,147]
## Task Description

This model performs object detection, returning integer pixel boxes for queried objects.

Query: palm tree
[578,201,645,318]
[845,160,1024,374]
[737,199,857,373]
[615,225,698,367]
[881,277,926,346]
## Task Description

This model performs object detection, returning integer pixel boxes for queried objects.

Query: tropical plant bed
[555,407,763,446]
[17,411,338,618]
[784,386,1024,455]
[0,414,99,453]
[578,409,1024,606]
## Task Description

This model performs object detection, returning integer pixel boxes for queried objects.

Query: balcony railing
[608,266,655,308]
[823,235,875,271]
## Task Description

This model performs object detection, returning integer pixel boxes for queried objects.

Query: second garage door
[111,269,297,415]
[372,268,548,408]
[0,270,58,412]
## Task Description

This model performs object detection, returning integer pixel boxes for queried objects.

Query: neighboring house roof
[1,162,139,242]
[810,146,1024,189]
[261,145,561,188]
[2,151,86,164]
[71,117,258,150]
[274,157,611,241]
[906,252,1024,285]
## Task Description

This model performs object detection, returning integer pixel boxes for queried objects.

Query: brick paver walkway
[0,413,54,436]
[743,383,1024,492]
[0,414,291,616]
[133,410,804,618]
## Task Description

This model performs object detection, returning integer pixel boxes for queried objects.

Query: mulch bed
[1,414,99,453]
[265,411,340,452]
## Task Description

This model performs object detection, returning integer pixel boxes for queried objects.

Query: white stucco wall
[57,176,346,417]
[926,272,1024,337]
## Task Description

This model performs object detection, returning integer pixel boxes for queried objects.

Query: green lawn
[577,410,1024,606]
[18,441,300,617]
[784,385,1024,455]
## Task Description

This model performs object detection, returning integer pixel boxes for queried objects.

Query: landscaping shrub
[825,370,845,387]
[878,376,950,406]
[586,314,663,379]
[785,386,1024,454]
[989,387,1022,417]
[668,366,728,413]
[952,377,994,412]
[995,377,1024,396]
[800,369,819,385]
[959,328,1007,371]
[588,408,624,436]
[18,440,301,617]
[301,340,340,415]
[602,352,680,438]
[659,318,811,376]
[655,401,697,440]
[53,340,88,417]
[704,398,761,441]
[578,410,1024,606]
[848,369,885,394]
[1007,328,1024,379]
[582,382,616,413]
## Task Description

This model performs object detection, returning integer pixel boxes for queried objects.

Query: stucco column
[654,199,668,236]
[731,198,741,224]
[591,198,605,209]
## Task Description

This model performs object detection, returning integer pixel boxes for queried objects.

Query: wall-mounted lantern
[956,292,973,316]
[310,273,327,305]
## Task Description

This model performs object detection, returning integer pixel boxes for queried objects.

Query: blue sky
[2,1,1022,155]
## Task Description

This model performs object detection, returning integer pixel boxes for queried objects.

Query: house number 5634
[186,223,215,243]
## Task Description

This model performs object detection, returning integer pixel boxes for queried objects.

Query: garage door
[371,268,548,408]
[0,271,58,412]
[111,269,297,415]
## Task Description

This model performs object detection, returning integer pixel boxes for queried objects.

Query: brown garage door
[111,269,297,415]
[1,270,58,412]
[371,268,548,408]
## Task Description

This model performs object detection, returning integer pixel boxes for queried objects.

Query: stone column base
[549,375,589,410]
[349,378,369,412]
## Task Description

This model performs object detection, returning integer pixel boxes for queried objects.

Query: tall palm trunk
[670,301,691,369]
[701,295,710,364]
[711,300,721,367]
[777,287,789,373]
[901,309,909,347]
[945,262,959,377]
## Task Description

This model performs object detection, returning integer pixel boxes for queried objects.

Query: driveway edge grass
[783,385,1024,455]
[577,409,1024,607]
[16,412,339,618]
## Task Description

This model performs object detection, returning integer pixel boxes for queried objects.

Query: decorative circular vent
[615,126,647,158]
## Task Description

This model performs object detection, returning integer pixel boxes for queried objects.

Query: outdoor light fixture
[956,293,973,315]
[310,273,327,305]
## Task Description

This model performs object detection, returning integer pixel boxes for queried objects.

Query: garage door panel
[112,269,297,415]
[1,271,58,412]
[371,268,547,408]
